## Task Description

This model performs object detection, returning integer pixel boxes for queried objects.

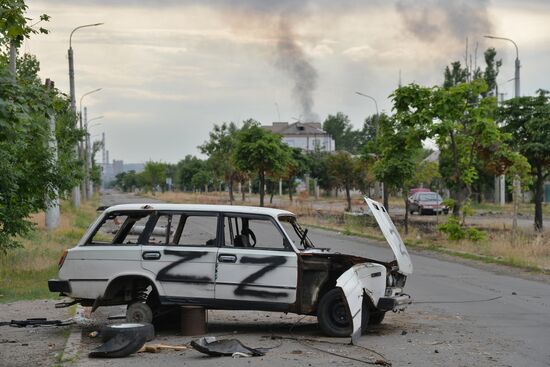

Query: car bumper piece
[377,294,412,311]
[48,279,71,293]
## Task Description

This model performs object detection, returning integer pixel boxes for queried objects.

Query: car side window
[150,213,218,246]
[87,212,152,245]
[223,215,289,250]
[147,213,181,245]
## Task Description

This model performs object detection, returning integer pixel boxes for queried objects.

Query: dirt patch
[0,300,72,367]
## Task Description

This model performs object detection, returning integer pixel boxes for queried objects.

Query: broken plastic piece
[191,337,266,357]
[89,332,147,358]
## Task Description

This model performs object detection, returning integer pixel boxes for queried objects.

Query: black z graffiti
[234,256,288,298]
[156,250,212,283]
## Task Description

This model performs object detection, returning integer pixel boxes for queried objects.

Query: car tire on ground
[126,302,153,324]
[317,288,353,337]
[367,311,386,326]
[101,322,155,343]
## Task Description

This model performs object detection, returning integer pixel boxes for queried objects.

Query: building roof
[103,203,294,218]
[264,122,329,136]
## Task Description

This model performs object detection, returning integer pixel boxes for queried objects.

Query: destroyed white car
[49,197,412,339]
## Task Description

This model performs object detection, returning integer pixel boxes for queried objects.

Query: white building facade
[264,122,335,152]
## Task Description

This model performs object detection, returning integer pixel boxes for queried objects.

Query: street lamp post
[484,35,521,235]
[355,92,379,116]
[355,92,385,205]
[79,88,102,199]
[484,35,520,98]
[68,22,103,208]
[85,115,104,199]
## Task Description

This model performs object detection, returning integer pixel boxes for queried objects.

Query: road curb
[60,305,84,364]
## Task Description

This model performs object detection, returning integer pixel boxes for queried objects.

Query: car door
[140,211,220,302]
[215,213,298,307]
[63,210,152,299]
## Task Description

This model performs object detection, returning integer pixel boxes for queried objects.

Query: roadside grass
[470,201,550,217]
[0,197,99,303]
[141,190,550,273]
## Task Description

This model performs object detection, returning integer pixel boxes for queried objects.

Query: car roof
[102,203,295,218]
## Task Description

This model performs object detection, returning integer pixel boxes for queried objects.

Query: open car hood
[364,197,413,275]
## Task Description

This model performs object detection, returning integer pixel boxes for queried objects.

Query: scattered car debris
[88,331,99,338]
[0,318,74,328]
[191,337,268,357]
[89,323,153,358]
[89,332,147,358]
[100,323,155,343]
[138,343,188,353]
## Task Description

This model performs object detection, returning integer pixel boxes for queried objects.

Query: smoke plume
[274,18,319,122]
[396,0,492,42]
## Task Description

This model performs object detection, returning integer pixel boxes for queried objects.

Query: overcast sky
[25,0,550,163]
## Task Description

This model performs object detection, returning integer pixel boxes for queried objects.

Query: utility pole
[101,132,106,190]
[485,35,521,237]
[68,22,103,208]
[85,115,103,198]
[83,107,89,200]
[44,79,60,230]
[9,41,17,81]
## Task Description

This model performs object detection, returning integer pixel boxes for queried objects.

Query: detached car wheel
[126,302,153,324]
[101,322,155,343]
[317,288,353,337]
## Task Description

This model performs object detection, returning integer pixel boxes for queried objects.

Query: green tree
[0,53,81,251]
[140,162,167,194]
[322,112,361,153]
[199,122,239,203]
[443,48,501,97]
[306,149,334,193]
[234,119,290,207]
[192,171,212,193]
[175,155,206,191]
[0,0,49,77]
[372,111,425,231]
[393,80,529,217]
[326,151,362,212]
[281,147,310,202]
[499,90,550,231]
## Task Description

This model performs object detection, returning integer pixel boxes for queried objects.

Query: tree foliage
[393,80,529,218]
[499,90,550,231]
[322,112,362,153]
[326,151,364,211]
[233,120,290,207]
[199,122,239,202]
[0,53,81,250]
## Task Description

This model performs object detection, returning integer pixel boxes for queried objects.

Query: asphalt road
[76,191,550,366]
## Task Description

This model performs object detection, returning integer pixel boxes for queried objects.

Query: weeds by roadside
[0,197,99,303]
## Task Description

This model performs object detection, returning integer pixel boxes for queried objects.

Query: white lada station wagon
[49,198,412,339]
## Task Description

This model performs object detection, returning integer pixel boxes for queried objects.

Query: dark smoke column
[275,18,319,121]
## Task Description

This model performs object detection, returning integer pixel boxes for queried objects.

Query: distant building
[101,159,145,184]
[263,122,335,152]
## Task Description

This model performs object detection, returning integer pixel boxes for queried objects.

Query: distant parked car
[408,187,431,197]
[408,191,448,215]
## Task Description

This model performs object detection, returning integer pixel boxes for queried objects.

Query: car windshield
[419,193,441,201]
[278,215,315,250]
